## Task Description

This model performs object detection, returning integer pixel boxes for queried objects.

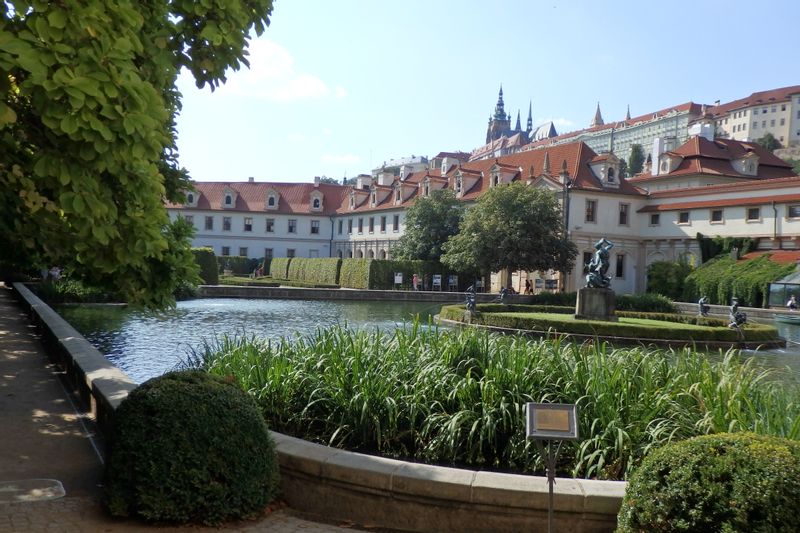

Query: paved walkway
[0,284,352,532]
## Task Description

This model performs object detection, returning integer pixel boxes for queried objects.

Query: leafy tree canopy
[1,1,273,307]
[392,189,465,262]
[441,182,577,276]
[628,143,645,176]
[756,133,782,151]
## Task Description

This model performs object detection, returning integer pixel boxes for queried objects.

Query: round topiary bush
[104,370,279,525]
[618,432,800,532]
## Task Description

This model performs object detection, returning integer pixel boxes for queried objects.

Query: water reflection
[58,298,442,383]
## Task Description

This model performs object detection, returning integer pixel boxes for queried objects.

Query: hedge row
[338,259,370,289]
[269,258,291,280]
[191,248,219,285]
[438,305,778,343]
[216,256,259,276]
[286,258,340,285]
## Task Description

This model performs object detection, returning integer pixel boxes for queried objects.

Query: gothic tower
[486,86,512,143]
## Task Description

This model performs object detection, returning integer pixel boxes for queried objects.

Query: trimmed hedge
[339,258,371,289]
[104,371,280,525]
[269,257,291,280]
[192,247,218,285]
[438,305,779,343]
[286,258,341,285]
[216,256,257,276]
[618,432,800,532]
[616,293,676,313]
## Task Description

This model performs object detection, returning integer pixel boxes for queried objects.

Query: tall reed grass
[186,322,800,480]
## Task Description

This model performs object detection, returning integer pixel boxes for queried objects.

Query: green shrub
[192,247,218,285]
[104,371,280,525]
[527,291,577,306]
[683,255,796,307]
[618,432,800,532]
[696,232,756,263]
[646,260,693,300]
[269,257,291,280]
[616,293,676,313]
[286,258,341,285]
[339,258,372,289]
[216,256,257,276]
[33,277,119,303]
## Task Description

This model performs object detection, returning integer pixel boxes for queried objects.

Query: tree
[1,1,273,307]
[628,144,645,176]
[441,182,577,278]
[756,133,782,151]
[317,176,340,185]
[392,189,465,262]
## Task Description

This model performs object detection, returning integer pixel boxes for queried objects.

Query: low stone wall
[12,282,626,532]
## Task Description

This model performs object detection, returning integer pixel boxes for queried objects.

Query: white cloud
[221,39,345,102]
[322,153,361,164]
[335,86,347,98]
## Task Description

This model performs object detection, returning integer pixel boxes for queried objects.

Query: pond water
[58,298,443,383]
[57,298,800,385]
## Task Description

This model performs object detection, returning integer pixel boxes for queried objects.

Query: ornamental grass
[188,322,799,481]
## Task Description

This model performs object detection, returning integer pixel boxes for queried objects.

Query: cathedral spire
[591,101,604,127]
[493,85,507,120]
[526,101,533,133]
[625,104,631,121]
[515,110,521,132]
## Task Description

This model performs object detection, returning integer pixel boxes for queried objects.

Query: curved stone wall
[12,283,626,532]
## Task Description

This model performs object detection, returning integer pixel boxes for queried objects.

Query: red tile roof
[741,250,800,265]
[638,192,800,212]
[168,181,349,215]
[708,85,800,117]
[647,175,800,199]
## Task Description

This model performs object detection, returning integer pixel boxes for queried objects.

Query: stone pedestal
[575,287,618,322]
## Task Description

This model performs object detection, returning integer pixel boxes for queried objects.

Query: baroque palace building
[167,127,800,295]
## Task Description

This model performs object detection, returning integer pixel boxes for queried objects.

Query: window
[311,220,320,234]
[762,120,766,128]
[222,216,231,231]
[753,121,758,129]
[205,216,214,230]
[771,106,776,113]
[762,108,768,114]
[239,247,248,257]
[607,168,615,182]
[781,104,786,111]
[358,218,363,233]
[266,218,274,232]
[746,207,760,221]
[368,217,374,233]
[312,198,320,209]
[618,203,629,225]
[338,220,343,234]
[187,193,194,204]
[264,248,273,260]
[710,209,723,223]
[348,219,353,234]
[395,188,401,202]
[309,249,319,258]
[678,211,690,224]
[582,251,592,273]
[268,195,276,207]
[615,255,625,278]
[288,219,297,233]
[455,177,462,193]
[742,123,747,131]
[788,204,800,218]
[649,213,660,226]
[370,191,376,206]
[771,119,775,127]
[244,217,253,232]
[393,214,400,232]
[221,246,230,256]
[585,199,597,223]
[286,249,295,258]
[780,118,785,126]
[224,194,233,206]
[184,215,194,226]
[380,216,386,232]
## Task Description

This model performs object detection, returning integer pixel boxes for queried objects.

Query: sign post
[525,403,579,533]
[394,272,403,290]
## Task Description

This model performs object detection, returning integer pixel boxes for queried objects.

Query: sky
[174,0,800,183]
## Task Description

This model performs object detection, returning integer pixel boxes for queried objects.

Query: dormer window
[187,193,194,204]
[349,194,355,209]
[607,168,615,182]
[224,194,232,206]
[455,176,462,193]
[268,196,275,207]
[660,160,669,173]
[371,191,377,206]
[312,198,320,209]
[493,174,500,186]
[394,188,401,204]
[423,182,430,197]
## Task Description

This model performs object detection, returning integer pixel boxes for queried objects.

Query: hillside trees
[0,1,273,306]
[441,182,576,278]
[392,189,465,262]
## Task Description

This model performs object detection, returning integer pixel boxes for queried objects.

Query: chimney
[314,176,320,187]
[248,176,255,183]
[651,137,665,175]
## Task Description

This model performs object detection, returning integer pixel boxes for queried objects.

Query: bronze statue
[586,238,614,289]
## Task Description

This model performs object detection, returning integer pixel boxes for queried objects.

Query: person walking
[787,294,798,311]
[412,273,419,291]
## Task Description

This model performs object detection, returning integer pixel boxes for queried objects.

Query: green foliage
[216,256,257,276]
[439,306,777,343]
[646,260,693,300]
[785,158,800,174]
[696,232,756,263]
[628,143,645,176]
[618,433,800,532]
[269,257,291,280]
[1,1,273,307]
[338,258,371,289]
[286,258,341,285]
[191,247,218,285]
[104,371,279,525]
[756,132,782,151]
[33,276,120,303]
[392,189,465,261]
[616,292,677,313]
[367,259,464,290]
[191,325,800,480]
[683,254,797,307]
[442,182,577,276]
[218,276,279,287]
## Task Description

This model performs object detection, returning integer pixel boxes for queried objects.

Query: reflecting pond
[57,298,800,385]
[58,298,443,383]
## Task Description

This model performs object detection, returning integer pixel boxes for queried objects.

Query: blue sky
[175,0,800,183]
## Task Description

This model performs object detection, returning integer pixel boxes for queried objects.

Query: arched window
[357,250,363,258]
[313,198,320,209]
[347,251,353,258]
[268,195,276,207]
[187,193,194,204]
[607,168,615,182]
[379,250,386,259]
[337,251,343,258]
[368,250,375,259]
[395,189,401,202]
[224,194,232,206]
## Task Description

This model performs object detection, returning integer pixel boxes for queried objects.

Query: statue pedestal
[575,287,618,322]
